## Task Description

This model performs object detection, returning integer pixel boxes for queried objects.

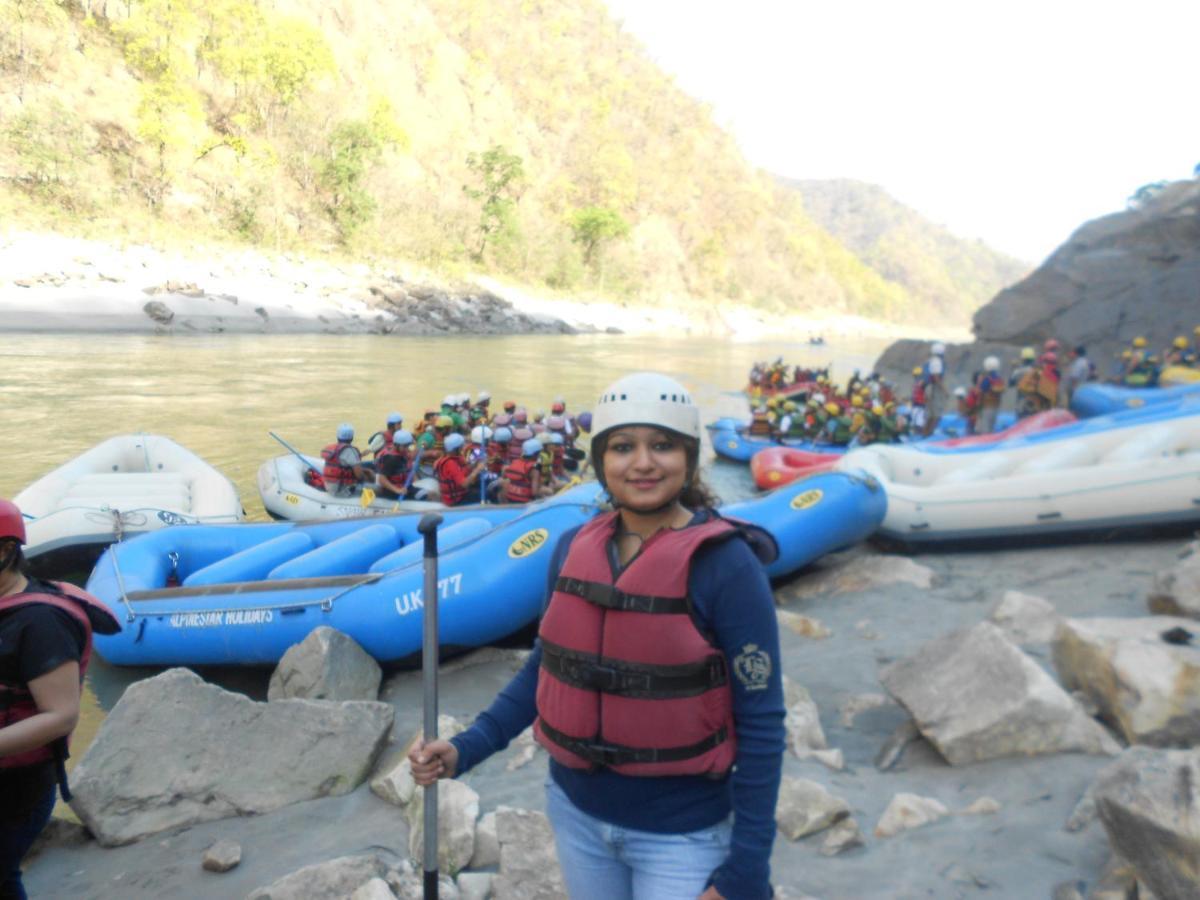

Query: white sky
[602,0,1200,262]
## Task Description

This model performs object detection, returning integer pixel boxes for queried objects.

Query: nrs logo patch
[508,528,550,559]
[732,643,772,692]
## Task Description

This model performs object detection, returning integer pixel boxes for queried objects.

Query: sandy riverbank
[22,533,1186,899]
[0,231,968,343]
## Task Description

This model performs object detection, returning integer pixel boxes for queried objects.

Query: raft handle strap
[554,576,688,615]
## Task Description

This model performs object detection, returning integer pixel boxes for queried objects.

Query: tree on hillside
[568,205,630,268]
[316,104,407,243]
[463,145,525,262]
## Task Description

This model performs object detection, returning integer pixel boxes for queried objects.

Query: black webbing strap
[539,720,729,768]
[541,641,726,699]
[554,576,689,615]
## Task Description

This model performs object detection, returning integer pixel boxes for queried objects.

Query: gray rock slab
[775,776,851,840]
[989,590,1064,644]
[69,668,394,846]
[245,854,390,900]
[202,839,242,873]
[268,626,383,702]
[880,622,1119,765]
[1052,616,1200,746]
[1148,541,1200,619]
[491,807,565,900]
[407,778,479,877]
[1093,747,1200,900]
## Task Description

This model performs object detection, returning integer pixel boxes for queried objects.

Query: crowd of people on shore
[314,393,592,507]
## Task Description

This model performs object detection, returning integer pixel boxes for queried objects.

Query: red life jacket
[486,441,506,475]
[321,442,359,492]
[533,511,738,777]
[502,458,537,503]
[434,454,469,506]
[0,581,120,794]
[912,382,926,406]
[551,444,565,477]
[376,443,410,486]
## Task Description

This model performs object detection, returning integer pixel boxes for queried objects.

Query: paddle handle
[418,512,443,900]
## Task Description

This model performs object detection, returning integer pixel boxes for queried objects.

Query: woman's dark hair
[0,539,28,576]
[592,431,720,511]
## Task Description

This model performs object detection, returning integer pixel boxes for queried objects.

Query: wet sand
[23,534,1184,899]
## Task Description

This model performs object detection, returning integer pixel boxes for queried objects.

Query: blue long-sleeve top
[450,512,786,900]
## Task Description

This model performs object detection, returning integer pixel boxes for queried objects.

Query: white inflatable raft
[15,434,243,573]
[836,414,1200,546]
[256,453,444,521]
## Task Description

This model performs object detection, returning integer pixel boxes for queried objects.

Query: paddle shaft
[418,512,444,900]
[403,447,425,495]
[267,431,322,477]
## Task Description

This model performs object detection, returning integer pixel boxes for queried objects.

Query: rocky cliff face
[875,179,1200,385]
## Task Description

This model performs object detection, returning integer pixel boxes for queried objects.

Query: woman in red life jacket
[434,433,485,507]
[321,423,373,497]
[500,438,545,503]
[410,373,786,900]
[0,499,119,899]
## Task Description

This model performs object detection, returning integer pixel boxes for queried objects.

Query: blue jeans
[545,778,732,900]
[0,783,56,900]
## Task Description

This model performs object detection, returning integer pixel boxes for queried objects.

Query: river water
[0,330,890,796]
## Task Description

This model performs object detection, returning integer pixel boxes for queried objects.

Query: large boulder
[1148,541,1200,620]
[972,181,1200,357]
[880,622,1119,765]
[1052,616,1200,746]
[268,626,382,702]
[490,807,567,900]
[1093,747,1200,899]
[69,668,393,846]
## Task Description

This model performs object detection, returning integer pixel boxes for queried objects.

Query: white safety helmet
[813,393,826,405]
[983,356,1001,372]
[470,425,493,444]
[931,342,946,355]
[477,390,491,402]
[953,386,967,398]
[591,372,700,441]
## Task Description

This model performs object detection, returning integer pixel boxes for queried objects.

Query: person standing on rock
[410,373,786,900]
[0,499,120,900]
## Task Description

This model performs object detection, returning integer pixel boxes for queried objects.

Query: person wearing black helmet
[0,498,120,900]
[410,373,786,900]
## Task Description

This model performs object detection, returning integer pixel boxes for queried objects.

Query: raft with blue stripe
[708,413,1016,463]
[1069,381,1200,419]
[86,473,886,667]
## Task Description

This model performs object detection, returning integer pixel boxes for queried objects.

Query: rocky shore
[0,231,953,341]
[23,536,1200,899]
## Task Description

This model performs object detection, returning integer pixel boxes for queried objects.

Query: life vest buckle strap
[541,641,727,698]
[539,720,729,767]
[554,576,689,615]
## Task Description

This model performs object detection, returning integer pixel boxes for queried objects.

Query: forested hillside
[784,178,1031,320]
[1,0,1008,323]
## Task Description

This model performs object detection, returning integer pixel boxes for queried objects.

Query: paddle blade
[360,487,377,507]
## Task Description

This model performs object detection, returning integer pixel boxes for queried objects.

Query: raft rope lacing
[113,501,605,622]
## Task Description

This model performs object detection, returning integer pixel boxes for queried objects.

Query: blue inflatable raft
[87,474,886,667]
[1069,381,1200,419]
[709,412,1017,463]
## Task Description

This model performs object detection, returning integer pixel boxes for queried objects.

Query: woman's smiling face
[602,426,689,512]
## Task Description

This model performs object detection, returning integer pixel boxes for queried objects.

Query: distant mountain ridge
[782,178,1031,322]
